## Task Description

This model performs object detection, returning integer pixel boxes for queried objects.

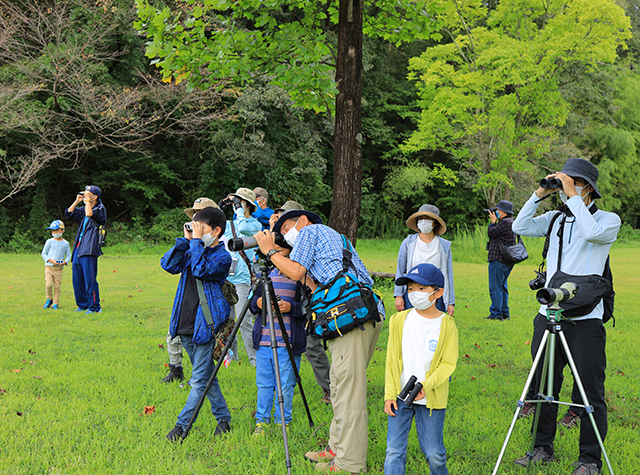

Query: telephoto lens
[228,235,258,252]
[539,177,561,189]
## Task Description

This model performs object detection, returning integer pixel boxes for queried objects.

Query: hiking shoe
[559,409,581,429]
[514,447,554,467]
[43,299,52,309]
[315,461,356,474]
[305,446,337,463]
[166,424,185,442]
[51,304,59,310]
[253,423,268,436]
[321,389,331,404]
[86,308,102,314]
[161,365,185,383]
[485,315,503,321]
[518,402,536,419]
[75,307,86,312]
[571,462,601,475]
[501,314,511,320]
[214,420,230,436]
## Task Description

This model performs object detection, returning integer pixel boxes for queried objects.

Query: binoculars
[398,375,423,407]
[539,177,562,189]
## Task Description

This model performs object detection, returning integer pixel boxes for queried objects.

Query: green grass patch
[1,243,639,474]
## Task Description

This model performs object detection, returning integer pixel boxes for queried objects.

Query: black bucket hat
[560,158,601,199]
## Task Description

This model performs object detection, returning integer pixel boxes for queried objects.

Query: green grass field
[1,242,638,474]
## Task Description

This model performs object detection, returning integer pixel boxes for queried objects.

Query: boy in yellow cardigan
[384,263,458,475]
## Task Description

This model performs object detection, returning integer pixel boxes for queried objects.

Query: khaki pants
[328,320,383,473]
[166,331,183,367]
[45,266,64,305]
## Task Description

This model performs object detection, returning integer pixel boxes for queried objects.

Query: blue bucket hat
[85,185,101,198]
[46,220,65,231]
[395,263,445,288]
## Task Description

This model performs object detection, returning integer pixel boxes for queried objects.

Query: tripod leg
[266,282,315,427]
[181,278,261,441]
[558,331,614,475]
[263,279,293,475]
[492,330,549,475]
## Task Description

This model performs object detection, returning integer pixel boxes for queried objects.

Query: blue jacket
[65,203,107,258]
[161,238,232,344]
[252,206,274,230]
[249,269,307,356]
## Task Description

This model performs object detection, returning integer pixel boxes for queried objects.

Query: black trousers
[530,313,608,468]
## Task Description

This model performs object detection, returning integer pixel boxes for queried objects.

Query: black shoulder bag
[497,234,529,265]
[539,208,615,322]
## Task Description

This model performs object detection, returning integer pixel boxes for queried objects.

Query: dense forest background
[2,0,640,251]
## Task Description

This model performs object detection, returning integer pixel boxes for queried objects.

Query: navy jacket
[161,238,232,345]
[65,202,107,258]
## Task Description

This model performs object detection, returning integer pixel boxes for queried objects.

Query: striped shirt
[257,270,298,348]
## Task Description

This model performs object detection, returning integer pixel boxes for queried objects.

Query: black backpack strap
[341,234,354,273]
[196,279,215,329]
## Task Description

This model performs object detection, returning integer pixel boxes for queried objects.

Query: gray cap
[560,158,601,199]
[253,187,269,199]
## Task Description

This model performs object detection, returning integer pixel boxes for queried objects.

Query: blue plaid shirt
[290,224,373,286]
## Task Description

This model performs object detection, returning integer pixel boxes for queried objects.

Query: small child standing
[249,243,307,435]
[41,220,72,310]
[384,263,458,475]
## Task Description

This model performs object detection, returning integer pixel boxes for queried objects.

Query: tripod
[181,258,314,475]
[492,305,613,474]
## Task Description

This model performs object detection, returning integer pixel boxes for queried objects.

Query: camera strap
[195,279,215,329]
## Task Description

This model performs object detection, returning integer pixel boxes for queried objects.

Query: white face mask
[201,232,216,248]
[417,219,434,234]
[284,218,300,247]
[559,185,588,205]
[408,290,437,311]
[52,232,63,239]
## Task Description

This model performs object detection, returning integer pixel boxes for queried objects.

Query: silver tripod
[492,289,613,474]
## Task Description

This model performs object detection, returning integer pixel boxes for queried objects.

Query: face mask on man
[408,290,437,311]
[417,219,434,234]
[559,185,588,205]
[52,232,63,239]
[284,218,301,247]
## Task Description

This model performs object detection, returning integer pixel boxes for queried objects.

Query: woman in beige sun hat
[394,204,455,316]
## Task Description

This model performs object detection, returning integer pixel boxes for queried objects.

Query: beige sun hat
[230,187,257,212]
[406,204,447,235]
[274,200,304,213]
[184,197,219,219]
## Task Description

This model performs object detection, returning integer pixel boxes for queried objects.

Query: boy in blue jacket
[161,207,233,441]
[249,243,306,435]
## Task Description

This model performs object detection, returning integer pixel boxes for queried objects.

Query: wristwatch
[266,249,279,258]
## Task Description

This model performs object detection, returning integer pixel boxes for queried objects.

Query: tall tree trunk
[328,0,363,245]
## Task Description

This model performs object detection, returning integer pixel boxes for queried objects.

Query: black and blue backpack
[307,235,382,340]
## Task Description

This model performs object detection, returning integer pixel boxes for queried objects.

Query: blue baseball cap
[395,263,445,288]
[85,185,101,198]
[46,220,65,231]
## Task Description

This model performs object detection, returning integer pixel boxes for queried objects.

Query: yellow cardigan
[384,309,458,409]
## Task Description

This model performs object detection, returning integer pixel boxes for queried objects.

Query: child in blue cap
[41,220,72,309]
[384,263,458,475]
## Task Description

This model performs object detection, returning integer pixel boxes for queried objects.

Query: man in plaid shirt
[255,210,385,474]
[486,200,517,321]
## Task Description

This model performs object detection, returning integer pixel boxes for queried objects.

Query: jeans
[176,335,231,428]
[72,255,100,311]
[384,403,448,475]
[488,260,513,318]
[255,346,301,425]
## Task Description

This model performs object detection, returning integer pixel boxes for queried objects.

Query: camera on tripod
[228,232,290,252]
[398,375,423,407]
[536,282,578,306]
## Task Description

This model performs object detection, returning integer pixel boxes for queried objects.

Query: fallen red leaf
[113,270,116,273]
[525,340,531,345]
[143,405,155,415]
[10,329,13,333]
[28,349,36,354]
[33,376,42,380]
[617,371,625,376]
[471,376,476,380]
[475,343,482,349]
[8,287,13,289]
[0,388,6,394]
[16,412,23,417]
[463,354,470,359]
[11,369,22,373]
[158,344,164,349]
[164,363,169,368]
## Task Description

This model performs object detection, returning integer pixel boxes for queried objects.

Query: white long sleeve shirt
[512,192,621,320]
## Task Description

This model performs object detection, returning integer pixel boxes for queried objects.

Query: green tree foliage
[404,0,632,208]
